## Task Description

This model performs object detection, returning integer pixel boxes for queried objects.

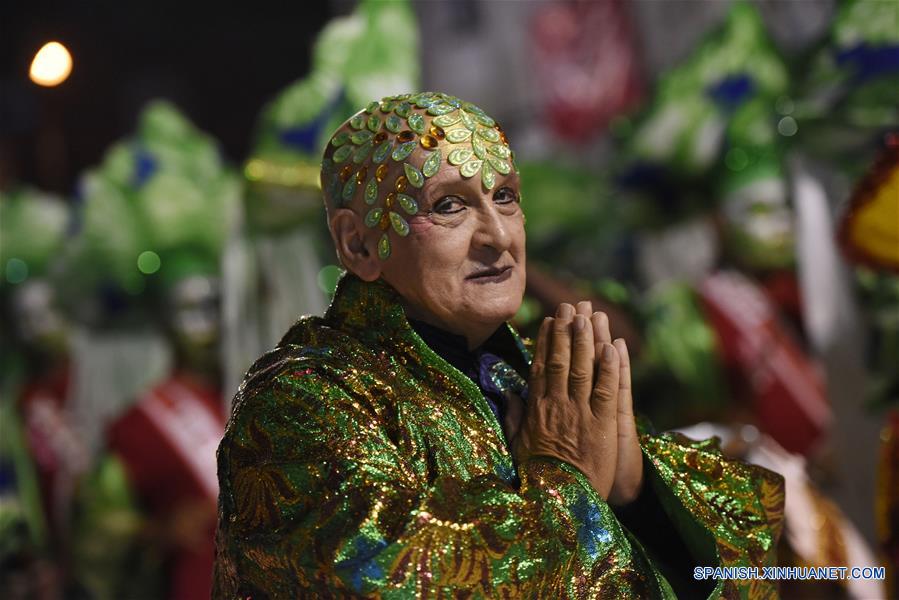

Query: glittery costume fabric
[214,274,784,599]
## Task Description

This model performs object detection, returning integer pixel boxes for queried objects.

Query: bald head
[320,91,514,260]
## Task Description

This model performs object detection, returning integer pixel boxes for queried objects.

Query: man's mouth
[467,265,513,281]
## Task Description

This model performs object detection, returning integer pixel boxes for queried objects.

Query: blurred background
[1,0,897,598]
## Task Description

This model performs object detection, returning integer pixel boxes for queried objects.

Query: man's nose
[473,203,512,252]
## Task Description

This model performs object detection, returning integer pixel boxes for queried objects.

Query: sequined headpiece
[321,91,515,260]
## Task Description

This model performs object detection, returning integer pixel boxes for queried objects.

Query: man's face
[166,274,221,374]
[377,157,527,338]
[11,279,69,356]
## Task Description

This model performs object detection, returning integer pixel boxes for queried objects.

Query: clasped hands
[505,302,644,506]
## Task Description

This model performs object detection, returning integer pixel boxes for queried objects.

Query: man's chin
[464,290,524,325]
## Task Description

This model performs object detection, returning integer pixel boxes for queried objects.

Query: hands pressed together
[505,302,644,506]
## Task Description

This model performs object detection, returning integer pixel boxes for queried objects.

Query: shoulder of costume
[237,317,370,388]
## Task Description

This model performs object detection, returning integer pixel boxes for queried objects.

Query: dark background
[1,1,334,193]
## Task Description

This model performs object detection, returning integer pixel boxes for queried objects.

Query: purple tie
[476,351,528,424]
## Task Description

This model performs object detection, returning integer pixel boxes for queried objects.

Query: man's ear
[329,208,382,282]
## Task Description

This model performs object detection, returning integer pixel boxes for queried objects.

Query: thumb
[590,343,619,421]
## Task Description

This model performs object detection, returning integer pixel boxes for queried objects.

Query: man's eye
[434,195,466,214]
[494,187,519,204]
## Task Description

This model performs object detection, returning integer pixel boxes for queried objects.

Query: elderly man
[214,92,784,598]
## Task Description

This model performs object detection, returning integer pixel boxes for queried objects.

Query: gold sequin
[375,163,389,182]
[420,134,439,150]
[394,176,407,193]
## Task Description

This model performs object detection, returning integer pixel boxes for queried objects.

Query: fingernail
[603,344,615,361]
[557,304,574,318]
[574,315,586,330]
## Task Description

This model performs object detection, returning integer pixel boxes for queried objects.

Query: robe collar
[323,272,531,380]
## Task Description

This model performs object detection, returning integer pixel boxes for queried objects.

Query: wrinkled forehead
[320,92,517,259]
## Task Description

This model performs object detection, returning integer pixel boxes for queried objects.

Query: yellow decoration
[840,136,899,273]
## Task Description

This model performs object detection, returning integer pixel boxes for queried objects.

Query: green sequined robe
[214,274,785,598]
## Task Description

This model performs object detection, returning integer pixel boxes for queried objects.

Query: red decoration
[531,0,643,142]
[699,271,831,456]
[20,363,88,539]
[107,373,225,600]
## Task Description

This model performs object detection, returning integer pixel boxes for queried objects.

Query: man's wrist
[611,457,651,513]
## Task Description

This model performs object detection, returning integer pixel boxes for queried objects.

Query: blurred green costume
[214,274,784,598]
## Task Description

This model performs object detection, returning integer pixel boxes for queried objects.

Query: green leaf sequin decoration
[331,131,350,147]
[427,103,455,116]
[413,95,436,108]
[477,127,500,143]
[389,212,410,237]
[446,129,472,143]
[352,140,373,163]
[378,234,391,259]
[397,193,418,215]
[460,111,478,131]
[407,113,425,135]
[367,115,382,133]
[341,177,358,202]
[460,159,483,178]
[364,178,378,205]
[349,114,366,130]
[481,161,496,190]
[471,135,487,159]
[488,144,511,159]
[488,156,511,175]
[448,148,473,165]
[432,113,461,127]
[364,208,383,228]
[350,130,374,145]
[391,141,416,162]
[386,115,403,133]
[476,113,496,127]
[365,101,379,114]
[395,102,412,118]
[404,163,424,188]
[462,101,481,113]
[333,145,353,163]
[373,141,392,164]
[421,150,441,178]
